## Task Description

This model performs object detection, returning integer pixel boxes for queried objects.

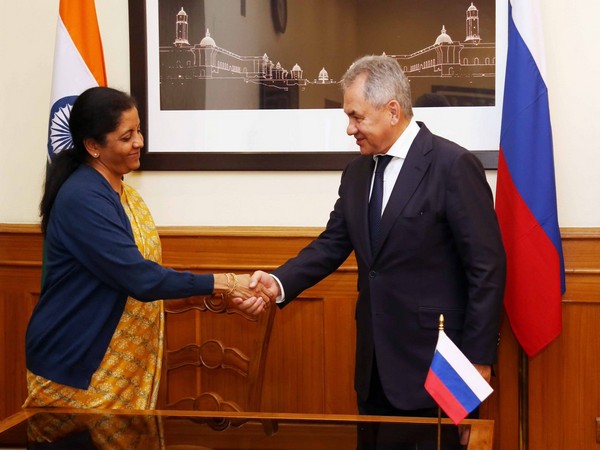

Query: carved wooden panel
[159,295,276,412]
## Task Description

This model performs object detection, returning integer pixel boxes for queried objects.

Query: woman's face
[91,107,144,179]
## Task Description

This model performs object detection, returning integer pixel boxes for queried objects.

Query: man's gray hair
[341,55,413,119]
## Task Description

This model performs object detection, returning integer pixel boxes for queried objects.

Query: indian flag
[47,0,106,160]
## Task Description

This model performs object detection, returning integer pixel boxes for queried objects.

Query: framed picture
[128,0,505,170]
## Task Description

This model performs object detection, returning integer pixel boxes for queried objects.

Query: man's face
[343,75,396,156]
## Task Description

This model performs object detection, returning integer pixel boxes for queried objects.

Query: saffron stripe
[59,0,107,86]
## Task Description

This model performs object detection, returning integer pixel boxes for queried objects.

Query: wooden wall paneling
[561,228,600,269]
[322,291,358,415]
[488,315,520,450]
[311,270,360,415]
[527,229,600,450]
[0,226,43,420]
[561,303,600,449]
[1,224,599,450]
[157,227,328,272]
[261,296,326,413]
[529,301,600,450]
[562,272,600,302]
[526,228,600,450]
[0,225,43,264]
[0,283,39,420]
[528,335,565,450]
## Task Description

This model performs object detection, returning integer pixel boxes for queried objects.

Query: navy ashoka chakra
[47,95,78,159]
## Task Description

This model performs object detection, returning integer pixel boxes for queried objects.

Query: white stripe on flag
[50,16,99,106]
[436,331,493,401]
[510,0,547,80]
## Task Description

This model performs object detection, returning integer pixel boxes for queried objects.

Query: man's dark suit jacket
[273,122,506,410]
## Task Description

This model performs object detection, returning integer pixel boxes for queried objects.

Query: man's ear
[388,100,401,125]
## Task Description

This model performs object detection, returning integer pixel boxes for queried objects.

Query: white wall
[1,1,598,227]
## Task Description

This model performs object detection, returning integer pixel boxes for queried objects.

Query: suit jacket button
[369,270,376,278]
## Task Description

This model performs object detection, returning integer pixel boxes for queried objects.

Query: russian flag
[495,0,565,357]
[425,330,493,425]
[47,0,107,160]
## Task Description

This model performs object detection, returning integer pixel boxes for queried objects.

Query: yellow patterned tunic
[24,183,164,410]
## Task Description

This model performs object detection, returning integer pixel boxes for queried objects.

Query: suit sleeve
[273,169,355,305]
[54,187,213,301]
[446,151,506,364]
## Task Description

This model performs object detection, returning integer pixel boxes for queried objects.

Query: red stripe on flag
[496,150,562,356]
[424,370,469,425]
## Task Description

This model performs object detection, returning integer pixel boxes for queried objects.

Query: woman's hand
[214,273,275,316]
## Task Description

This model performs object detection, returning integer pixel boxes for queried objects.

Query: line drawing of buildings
[160,8,335,92]
[390,3,495,79]
[159,2,494,108]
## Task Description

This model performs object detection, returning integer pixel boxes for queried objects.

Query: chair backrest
[157,294,276,412]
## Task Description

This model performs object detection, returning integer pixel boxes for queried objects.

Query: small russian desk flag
[424,329,493,425]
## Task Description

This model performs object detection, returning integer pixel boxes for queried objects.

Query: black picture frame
[128,0,499,171]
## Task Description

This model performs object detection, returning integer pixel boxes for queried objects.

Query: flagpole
[436,314,444,450]
[519,348,529,450]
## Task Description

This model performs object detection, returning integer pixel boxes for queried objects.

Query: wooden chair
[157,294,276,413]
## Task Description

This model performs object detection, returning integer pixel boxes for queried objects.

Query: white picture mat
[144,0,507,154]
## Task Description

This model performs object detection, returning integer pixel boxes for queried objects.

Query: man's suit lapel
[375,124,433,257]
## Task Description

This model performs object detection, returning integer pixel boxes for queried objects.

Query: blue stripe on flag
[430,350,481,413]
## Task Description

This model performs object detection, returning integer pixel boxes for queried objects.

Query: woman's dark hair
[40,87,137,236]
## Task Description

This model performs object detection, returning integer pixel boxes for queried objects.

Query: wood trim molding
[0,224,41,233]
[560,228,600,305]
[2,224,596,271]
[157,226,325,237]
[4,224,597,237]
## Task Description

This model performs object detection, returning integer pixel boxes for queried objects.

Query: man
[251,55,506,416]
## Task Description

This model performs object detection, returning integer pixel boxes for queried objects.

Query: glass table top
[0,409,487,449]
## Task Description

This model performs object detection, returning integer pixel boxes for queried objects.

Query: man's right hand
[249,270,282,300]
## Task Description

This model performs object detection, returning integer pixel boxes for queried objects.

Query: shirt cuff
[270,274,285,303]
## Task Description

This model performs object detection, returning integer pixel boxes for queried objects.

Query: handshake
[213,271,280,316]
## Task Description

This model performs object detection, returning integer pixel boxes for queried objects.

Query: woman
[24,86,269,410]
